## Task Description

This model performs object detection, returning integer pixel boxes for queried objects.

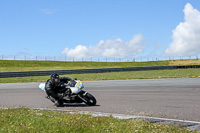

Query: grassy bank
[1,59,200,72]
[0,108,194,133]
[1,59,200,83]
[0,60,170,72]
[1,68,200,83]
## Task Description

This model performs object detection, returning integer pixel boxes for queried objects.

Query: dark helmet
[50,73,60,85]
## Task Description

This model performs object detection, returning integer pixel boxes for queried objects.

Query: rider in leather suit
[45,73,72,107]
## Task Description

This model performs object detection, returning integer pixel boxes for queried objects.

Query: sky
[1,0,200,61]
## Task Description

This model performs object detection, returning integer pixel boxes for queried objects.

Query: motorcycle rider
[45,73,72,107]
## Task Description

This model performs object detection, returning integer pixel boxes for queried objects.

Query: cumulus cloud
[62,34,145,59]
[164,3,200,56]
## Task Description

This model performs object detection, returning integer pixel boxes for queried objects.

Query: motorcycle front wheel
[83,93,96,106]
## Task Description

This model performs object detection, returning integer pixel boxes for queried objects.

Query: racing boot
[49,96,61,107]
[54,99,64,107]
[57,100,64,107]
[54,100,59,107]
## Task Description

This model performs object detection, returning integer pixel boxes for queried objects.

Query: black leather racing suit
[45,77,72,103]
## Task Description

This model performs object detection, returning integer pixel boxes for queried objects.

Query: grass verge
[0,108,195,133]
[1,59,200,72]
[0,60,170,72]
[0,68,200,83]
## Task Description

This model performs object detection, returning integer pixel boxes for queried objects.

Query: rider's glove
[58,83,65,88]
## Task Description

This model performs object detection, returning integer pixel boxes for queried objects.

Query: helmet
[50,73,60,85]
[51,73,59,79]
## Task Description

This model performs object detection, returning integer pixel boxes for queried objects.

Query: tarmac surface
[0,78,200,122]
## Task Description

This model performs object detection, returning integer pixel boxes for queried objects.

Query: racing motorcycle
[39,79,97,106]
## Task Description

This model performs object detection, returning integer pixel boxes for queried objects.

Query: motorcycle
[39,79,97,106]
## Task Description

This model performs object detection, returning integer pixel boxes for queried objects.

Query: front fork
[77,90,88,103]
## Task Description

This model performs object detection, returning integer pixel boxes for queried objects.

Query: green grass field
[1,59,200,83]
[1,68,200,83]
[0,108,195,133]
[0,60,170,72]
[1,59,200,72]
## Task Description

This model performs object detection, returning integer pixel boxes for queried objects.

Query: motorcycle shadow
[60,103,100,107]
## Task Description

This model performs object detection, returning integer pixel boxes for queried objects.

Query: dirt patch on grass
[169,59,200,66]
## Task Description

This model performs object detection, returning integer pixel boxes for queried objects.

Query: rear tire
[83,93,96,106]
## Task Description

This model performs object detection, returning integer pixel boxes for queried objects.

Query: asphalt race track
[0,78,200,122]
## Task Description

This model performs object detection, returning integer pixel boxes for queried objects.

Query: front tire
[83,93,96,106]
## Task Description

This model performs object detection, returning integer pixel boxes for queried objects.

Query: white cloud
[164,3,200,56]
[62,45,89,59]
[62,34,145,59]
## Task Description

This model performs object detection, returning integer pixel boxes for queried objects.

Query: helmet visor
[54,78,60,83]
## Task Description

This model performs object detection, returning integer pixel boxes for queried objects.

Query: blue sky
[1,0,200,61]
